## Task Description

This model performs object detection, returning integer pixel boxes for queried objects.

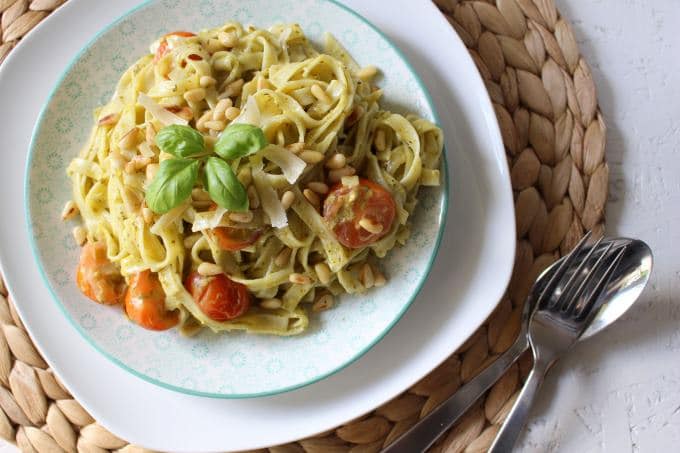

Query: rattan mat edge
[0,0,608,451]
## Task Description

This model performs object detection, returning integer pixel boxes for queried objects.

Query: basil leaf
[145,159,199,213]
[204,157,249,212]
[155,124,205,158]
[214,123,267,160]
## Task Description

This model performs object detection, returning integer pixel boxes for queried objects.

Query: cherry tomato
[185,271,250,321]
[323,178,396,249]
[124,270,179,331]
[208,204,261,251]
[76,242,125,305]
[213,227,262,251]
[154,31,196,62]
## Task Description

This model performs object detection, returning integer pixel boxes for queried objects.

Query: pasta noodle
[66,22,443,336]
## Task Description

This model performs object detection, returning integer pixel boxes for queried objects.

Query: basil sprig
[215,123,268,160]
[145,159,199,213]
[155,124,205,158]
[204,157,249,212]
[145,123,268,214]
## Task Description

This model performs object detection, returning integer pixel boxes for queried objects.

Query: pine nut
[183,233,201,249]
[247,185,260,209]
[275,247,292,267]
[61,201,79,221]
[142,207,154,224]
[213,98,232,121]
[196,110,212,131]
[303,188,320,207]
[312,293,334,312]
[237,167,252,186]
[146,163,159,181]
[184,87,206,103]
[218,31,238,48]
[198,262,223,276]
[286,142,305,154]
[289,273,312,285]
[72,226,87,246]
[373,268,387,287]
[314,262,332,285]
[299,150,325,164]
[225,106,241,121]
[260,298,282,310]
[325,153,346,169]
[281,190,296,210]
[328,166,356,183]
[358,217,383,234]
[374,129,386,151]
[224,79,244,97]
[229,211,253,223]
[98,113,119,126]
[307,181,329,195]
[360,263,374,289]
[204,120,226,131]
[118,128,140,150]
[200,76,217,88]
[257,77,268,90]
[357,65,378,82]
[311,84,331,104]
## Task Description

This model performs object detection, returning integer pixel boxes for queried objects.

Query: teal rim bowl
[25,0,449,398]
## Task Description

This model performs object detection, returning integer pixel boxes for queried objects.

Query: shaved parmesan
[232,95,261,126]
[191,207,228,232]
[137,93,188,126]
[262,145,306,184]
[253,167,288,228]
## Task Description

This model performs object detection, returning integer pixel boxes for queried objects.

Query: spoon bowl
[537,238,653,340]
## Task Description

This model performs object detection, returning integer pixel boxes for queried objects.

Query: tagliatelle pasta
[65,22,443,336]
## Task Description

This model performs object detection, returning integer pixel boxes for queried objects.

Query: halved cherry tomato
[185,271,250,321]
[76,242,125,305]
[154,31,196,63]
[124,270,179,331]
[213,227,262,251]
[323,178,396,249]
[207,204,261,251]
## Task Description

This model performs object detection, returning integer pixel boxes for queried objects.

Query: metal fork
[488,236,627,452]
[384,232,610,453]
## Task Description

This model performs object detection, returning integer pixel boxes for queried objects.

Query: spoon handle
[488,360,548,453]
[383,334,529,453]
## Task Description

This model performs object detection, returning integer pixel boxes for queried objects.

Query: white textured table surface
[2,1,679,452]
[517,0,680,451]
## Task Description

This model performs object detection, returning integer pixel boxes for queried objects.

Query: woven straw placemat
[0,0,608,451]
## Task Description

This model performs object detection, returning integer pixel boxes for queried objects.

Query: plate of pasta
[26,0,446,397]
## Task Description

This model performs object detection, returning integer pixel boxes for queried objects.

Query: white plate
[26,0,448,397]
[0,0,514,451]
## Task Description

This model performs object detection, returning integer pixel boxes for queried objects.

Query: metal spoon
[384,237,652,453]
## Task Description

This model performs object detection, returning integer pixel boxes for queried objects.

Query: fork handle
[488,361,548,453]
[383,334,530,453]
